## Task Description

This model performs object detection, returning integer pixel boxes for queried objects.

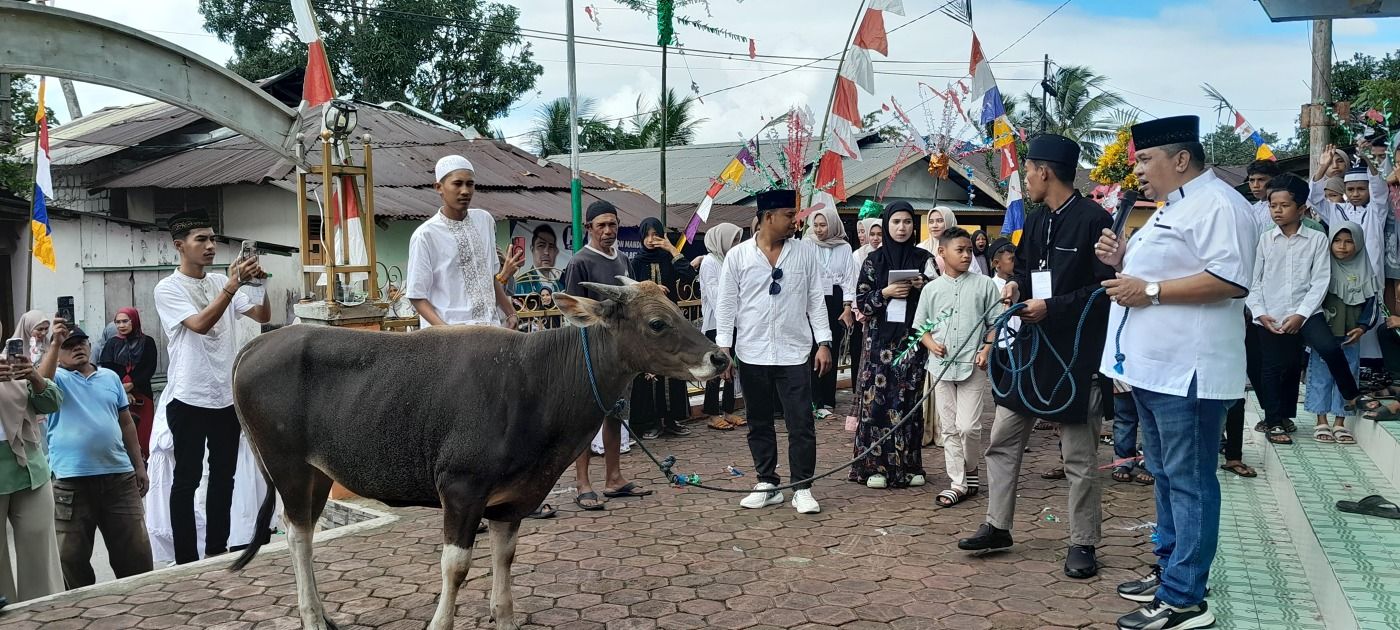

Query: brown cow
[229,279,726,630]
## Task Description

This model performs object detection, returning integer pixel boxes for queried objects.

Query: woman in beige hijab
[0,317,65,603]
[15,310,51,364]
[917,206,958,277]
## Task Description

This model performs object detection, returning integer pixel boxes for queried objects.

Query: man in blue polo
[39,321,152,588]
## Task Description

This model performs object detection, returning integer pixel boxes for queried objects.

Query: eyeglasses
[769,267,784,295]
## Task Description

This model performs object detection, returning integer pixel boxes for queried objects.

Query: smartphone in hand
[239,240,263,287]
[5,337,23,360]
[511,236,527,259]
[57,296,75,325]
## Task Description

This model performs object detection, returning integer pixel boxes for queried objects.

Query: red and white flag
[291,0,334,108]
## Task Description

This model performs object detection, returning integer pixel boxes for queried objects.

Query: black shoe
[1064,544,1098,579]
[641,429,662,440]
[662,423,692,437]
[1116,599,1214,630]
[0,594,7,610]
[1118,565,1162,602]
[958,523,1013,551]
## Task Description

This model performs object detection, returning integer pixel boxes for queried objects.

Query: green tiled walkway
[1210,399,1327,629]
[1210,395,1400,629]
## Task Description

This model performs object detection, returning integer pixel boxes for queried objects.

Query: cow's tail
[229,463,276,572]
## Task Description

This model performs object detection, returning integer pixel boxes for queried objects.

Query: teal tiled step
[1258,398,1400,629]
[1210,397,1328,629]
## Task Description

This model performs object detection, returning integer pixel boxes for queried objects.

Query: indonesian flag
[317,176,369,285]
[292,0,333,108]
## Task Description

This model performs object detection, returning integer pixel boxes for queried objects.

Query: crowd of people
[5,117,1400,630]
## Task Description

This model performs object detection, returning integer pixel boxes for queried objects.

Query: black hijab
[632,217,682,300]
[867,201,933,344]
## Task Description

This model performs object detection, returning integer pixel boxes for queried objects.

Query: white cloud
[28,0,1399,157]
[1335,18,1380,37]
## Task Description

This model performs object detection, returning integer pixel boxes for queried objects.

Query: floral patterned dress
[849,257,929,486]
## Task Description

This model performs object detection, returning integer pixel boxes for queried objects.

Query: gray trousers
[984,387,1103,546]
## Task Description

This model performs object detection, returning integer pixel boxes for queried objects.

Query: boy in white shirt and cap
[405,155,519,329]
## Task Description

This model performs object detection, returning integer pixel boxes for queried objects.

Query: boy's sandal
[1254,421,1267,433]
[1267,426,1295,444]
[1220,463,1257,478]
[574,491,606,511]
[1347,395,1386,413]
[727,414,747,427]
[1034,420,1054,431]
[1311,425,1334,443]
[1112,466,1134,483]
[1283,419,1298,433]
[1133,469,1156,485]
[1363,401,1400,421]
[1333,426,1357,444]
[707,416,734,430]
[935,487,970,508]
[1041,467,1066,480]
[1336,494,1400,519]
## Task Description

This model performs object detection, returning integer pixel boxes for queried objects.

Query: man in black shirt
[961,134,1115,579]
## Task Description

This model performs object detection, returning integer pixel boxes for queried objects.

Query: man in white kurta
[405,155,518,329]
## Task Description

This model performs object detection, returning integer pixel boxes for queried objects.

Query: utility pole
[1310,19,1332,169]
[566,0,583,252]
[1039,54,1051,133]
[659,45,668,229]
[58,79,81,120]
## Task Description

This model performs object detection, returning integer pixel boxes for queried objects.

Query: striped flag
[1001,170,1025,245]
[1233,112,1276,161]
[291,0,334,108]
[32,78,55,271]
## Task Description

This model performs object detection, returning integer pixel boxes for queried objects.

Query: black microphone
[1112,190,1139,238]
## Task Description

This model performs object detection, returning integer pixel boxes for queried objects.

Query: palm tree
[1022,65,1126,163]
[527,97,597,158]
[628,88,707,148]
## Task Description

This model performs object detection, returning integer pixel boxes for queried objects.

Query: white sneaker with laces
[740,482,784,509]
[792,489,821,514]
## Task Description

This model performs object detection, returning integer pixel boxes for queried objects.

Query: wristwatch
[1146,282,1161,306]
[817,341,832,348]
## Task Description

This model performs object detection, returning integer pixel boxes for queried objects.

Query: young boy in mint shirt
[39,322,152,588]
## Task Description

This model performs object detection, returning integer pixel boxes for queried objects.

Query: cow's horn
[616,275,640,286]
[581,281,635,303]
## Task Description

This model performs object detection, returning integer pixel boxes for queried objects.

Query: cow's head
[555,278,728,381]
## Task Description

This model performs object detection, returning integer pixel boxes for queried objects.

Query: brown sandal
[707,416,734,430]
[726,414,747,427]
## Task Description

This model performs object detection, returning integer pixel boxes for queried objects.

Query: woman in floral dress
[850,201,933,488]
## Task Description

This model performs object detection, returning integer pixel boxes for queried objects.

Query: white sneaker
[740,483,784,509]
[815,408,835,421]
[909,475,926,487]
[865,474,888,489]
[792,489,821,514]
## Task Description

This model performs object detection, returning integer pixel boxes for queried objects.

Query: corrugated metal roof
[557,140,1007,209]
[44,102,202,166]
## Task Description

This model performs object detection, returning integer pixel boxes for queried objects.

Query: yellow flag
[718,159,745,184]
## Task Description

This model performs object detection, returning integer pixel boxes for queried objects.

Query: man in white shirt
[405,155,519,329]
[716,189,832,514]
[1095,116,1255,630]
[153,211,271,564]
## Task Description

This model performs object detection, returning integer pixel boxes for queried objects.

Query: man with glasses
[716,189,833,514]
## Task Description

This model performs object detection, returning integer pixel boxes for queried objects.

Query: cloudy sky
[40,0,1400,149]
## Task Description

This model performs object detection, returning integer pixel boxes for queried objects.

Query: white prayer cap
[435,155,474,182]
[1344,169,1369,183]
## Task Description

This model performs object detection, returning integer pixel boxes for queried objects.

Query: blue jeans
[1132,378,1228,607]
[1112,392,1140,470]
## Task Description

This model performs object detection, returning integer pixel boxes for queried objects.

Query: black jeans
[703,330,735,415]
[1225,320,1263,458]
[1256,326,1305,430]
[812,292,847,410]
[630,373,688,434]
[738,362,817,490]
[167,399,242,564]
[1381,322,1400,383]
[1299,314,1362,401]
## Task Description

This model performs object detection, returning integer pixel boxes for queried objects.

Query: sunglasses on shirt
[769,268,784,295]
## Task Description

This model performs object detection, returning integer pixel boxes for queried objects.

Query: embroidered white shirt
[404,209,500,327]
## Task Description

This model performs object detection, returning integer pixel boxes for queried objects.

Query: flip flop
[1220,463,1257,478]
[1336,495,1400,519]
[1363,401,1400,421]
[529,504,558,519]
[574,491,606,511]
[1041,468,1066,480]
[603,482,654,498]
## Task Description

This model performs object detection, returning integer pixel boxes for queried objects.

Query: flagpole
[566,0,583,252]
[815,1,868,160]
[25,107,40,312]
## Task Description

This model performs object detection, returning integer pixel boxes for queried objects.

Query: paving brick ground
[2,394,1163,630]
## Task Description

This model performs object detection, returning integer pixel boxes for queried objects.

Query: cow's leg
[428,480,486,630]
[271,463,337,630]
[488,519,522,630]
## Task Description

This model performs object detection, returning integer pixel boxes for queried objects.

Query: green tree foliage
[1016,65,1126,163]
[1,75,51,198]
[627,88,706,148]
[197,0,543,133]
[1200,124,1299,165]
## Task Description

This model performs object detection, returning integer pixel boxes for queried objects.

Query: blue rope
[990,287,1128,416]
[579,327,627,418]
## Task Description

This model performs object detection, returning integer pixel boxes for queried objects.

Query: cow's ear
[554,292,609,327]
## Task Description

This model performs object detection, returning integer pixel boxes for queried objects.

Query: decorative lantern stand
[294,100,387,332]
